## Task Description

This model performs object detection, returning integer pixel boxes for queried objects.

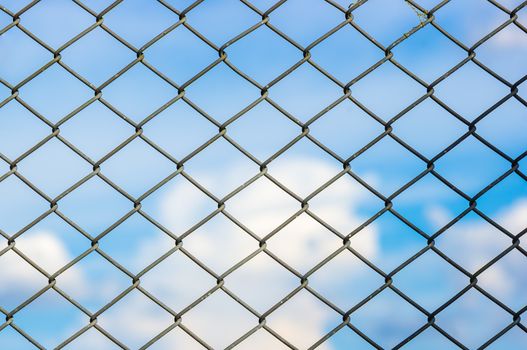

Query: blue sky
[0,0,526,349]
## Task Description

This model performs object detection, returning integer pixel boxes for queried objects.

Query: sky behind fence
[0,0,527,349]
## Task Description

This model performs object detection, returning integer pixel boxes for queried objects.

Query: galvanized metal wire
[0,0,526,349]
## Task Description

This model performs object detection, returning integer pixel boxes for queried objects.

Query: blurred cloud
[490,25,527,48]
[0,231,86,300]
[2,160,525,348]
[96,156,378,349]
[438,199,526,273]
[444,199,527,309]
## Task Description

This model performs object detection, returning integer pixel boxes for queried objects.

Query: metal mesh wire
[0,0,526,349]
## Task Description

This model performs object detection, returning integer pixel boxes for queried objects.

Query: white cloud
[4,159,525,348]
[425,204,453,230]
[1,161,524,350]
[498,198,527,233]
[338,199,527,348]
[437,199,526,272]
[0,231,87,299]
[97,157,379,349]
[436,199,527,307]
[489,25,527,48]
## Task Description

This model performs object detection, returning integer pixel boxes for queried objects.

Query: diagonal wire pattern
[0,0,526,349]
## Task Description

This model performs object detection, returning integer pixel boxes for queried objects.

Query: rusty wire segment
[1,0,527,349]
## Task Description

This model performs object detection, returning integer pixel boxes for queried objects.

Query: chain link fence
[0,0,526,349]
